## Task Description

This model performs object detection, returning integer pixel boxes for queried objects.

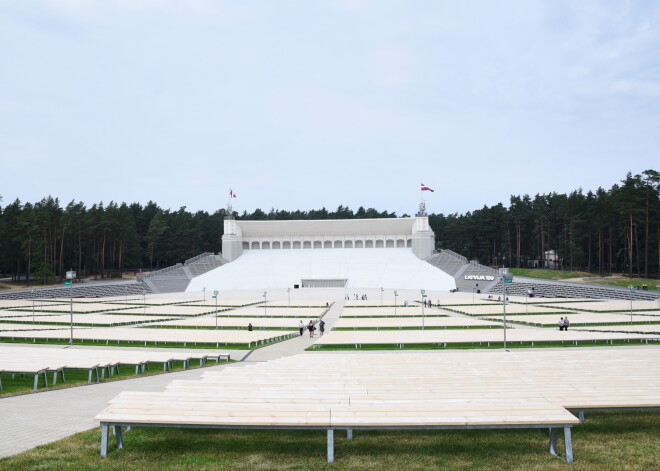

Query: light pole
[472,287,475,305]
[501,274,513,351]
[203,287,206,306]
[66,269,75,346]
[31,289,35,324]
[142,290,146,314]
[214,290,219,330]
[526,290,529,315]
[421,289,426,330]
[394,291,398,317]
[502,286,507,351]
[628,285,634,324]
[380,287,384,306]
[263,291,267,317]
[287,288,291,307]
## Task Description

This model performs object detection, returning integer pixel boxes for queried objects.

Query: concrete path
[242,300,344,362]
[0,360,247,459]
[0,302,345,459]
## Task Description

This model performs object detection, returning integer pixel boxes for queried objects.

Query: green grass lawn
[508,268,596,280]
[0,411,657,470]
[582,278,660,289]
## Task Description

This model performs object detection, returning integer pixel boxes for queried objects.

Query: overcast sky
[1,1,658,217]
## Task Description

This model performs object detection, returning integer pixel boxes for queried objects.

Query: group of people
[299,319,325,337]
[558,317,570,331]
[345,294,368,300]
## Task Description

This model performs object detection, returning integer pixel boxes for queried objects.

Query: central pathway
[0,301,344,459]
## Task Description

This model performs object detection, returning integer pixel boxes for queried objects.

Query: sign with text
[464,275,495,281]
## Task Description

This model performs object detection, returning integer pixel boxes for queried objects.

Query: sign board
[66,271,76,280]
[422,294,427,298]
[464,275,495,281]
[503,275,513,284]
[64,281,72,286]
[211,296,217,299]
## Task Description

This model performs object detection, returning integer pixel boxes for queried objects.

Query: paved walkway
[246,300,344,361]
[0,302,344,459]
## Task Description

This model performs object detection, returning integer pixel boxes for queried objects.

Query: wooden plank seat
[95,349,660,463]
[96,391,578,462]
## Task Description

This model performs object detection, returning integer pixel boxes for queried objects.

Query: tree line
[0,170,658,285]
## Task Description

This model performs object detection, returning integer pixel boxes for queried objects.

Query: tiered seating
[138,265,191,294]
[489,279,660,301]
[94,349,660,462]
[138,252,230,293]
[184,253,228,277]
[426,250,500,292]
[0,281,152,301]
[425,250,467,276]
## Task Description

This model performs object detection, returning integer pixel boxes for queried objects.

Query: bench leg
[60,369,66,383]
[346,429,353,440]
[327,429,335,463]
[564,427,574,463]
[115,425,123,449]
[548,428,558,457]
[135,365,139,375]
[95,367,100,383]
[100,424,109,457]
[52,371,58,385]
[88,370,93,384]
[578,410,585,423]
[43,372,48,388]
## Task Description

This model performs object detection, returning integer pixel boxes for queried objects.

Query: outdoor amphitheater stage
[186,248,456,291]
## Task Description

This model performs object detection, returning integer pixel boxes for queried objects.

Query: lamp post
[501,274,513,351]
[380,287,384,306]
[30,289,35,324]
[213,290,219,330]
[203,287,206,306]
[394,291,398,317]
[142,290,146,314]
[472,287,475,305]
[263,291,267,317]
[526,291,529,315]
[421,289,426,330]
[65,269,75,346]
[502,286,507,351]
[287,288,291,307]
[628,285,634,324]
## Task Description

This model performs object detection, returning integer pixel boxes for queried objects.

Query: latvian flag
[229,189,237,198]
[421,183,434,192]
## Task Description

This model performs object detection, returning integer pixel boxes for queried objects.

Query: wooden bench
[96,391,578,462]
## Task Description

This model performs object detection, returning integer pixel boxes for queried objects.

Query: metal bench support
[549,428,558,457]
[564,426,574,463]
[327,429,334,463]
[115,426,123,449]
[100,424,109,457]
[346,429,353,440]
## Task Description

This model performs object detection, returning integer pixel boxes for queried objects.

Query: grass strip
[0,411,657,471]
[309,339,658,351]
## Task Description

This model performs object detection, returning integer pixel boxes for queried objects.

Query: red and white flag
[421,183,434,192]
[229,189,237,198]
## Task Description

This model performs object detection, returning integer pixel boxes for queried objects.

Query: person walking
[299,320,304,336]
[319,320,325,337]
[308,320,314,338]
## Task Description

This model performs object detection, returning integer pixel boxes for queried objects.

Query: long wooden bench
[96,391,578,462]
[95,349,660,463]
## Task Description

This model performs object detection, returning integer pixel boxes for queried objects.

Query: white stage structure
[187,212,455,291]
[187,248,455,290]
